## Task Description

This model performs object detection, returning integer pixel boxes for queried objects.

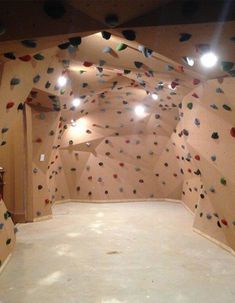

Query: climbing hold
[138,45,153,58]
[21,39,37,48]
[101,31,111,40]
[33,53,44,61]
[58,42,70,49]
[45,81,51,89]
[179,33,192,42]
[38,185,43,190]
[116,43,128,51]
[33,74,41,83]
[230,127,235,137]
[220,177,226,185]
[4,52,16,60]
[69,140,73,145]
[211,155,216,161]
[194,118,200,126]
[1,127,8,134]
[217,221,222,228]
[221,219,228,226]
[210,104,218,110]
[194,155,200,160]
[10,78,20,86]
[192,92,199,98]
[19,55,31,62]
[103,46,112,53]
[122,29,136,41]
[69,36,81,46]
[105,14,119,27]
[221,61,234,72]
[211,132,219,139]
[222,104,231,111]
[6,238,11,245]
[187,102,193,109]
[47,67,54,74]
[6,102,15,109]
[83,61,93,67]
[134,61,143,69]
[99,60,106,66]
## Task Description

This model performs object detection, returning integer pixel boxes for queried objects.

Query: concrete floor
[0,202,235,303]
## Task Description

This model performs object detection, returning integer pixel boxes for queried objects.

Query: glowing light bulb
[151,93,158,100]
[72,98,81,107]
[200,52,218,68]
[57,76,67,87]
[135,105,145,116]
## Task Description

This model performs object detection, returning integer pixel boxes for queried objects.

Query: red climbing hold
[45,199,50,204]
[192,92,199,98]
[230,127,235,137]
[19,55,31,62]
[221,219,228,226]
[119,162,124,167]
[195,155,200,160]
[6,102,15,109]
[113,174,118,179]
[35,138,42,143]
[83,61,93,67]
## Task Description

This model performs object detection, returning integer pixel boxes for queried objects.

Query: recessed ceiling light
[135,105,145,116]
[200,52,218,68]
[72,98,81,107]
[151,93,158,100]
[57,75,67,87]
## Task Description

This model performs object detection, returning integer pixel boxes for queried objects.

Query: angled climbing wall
[0,12,234,265]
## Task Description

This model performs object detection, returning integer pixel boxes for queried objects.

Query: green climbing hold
[187,102,193,109]
[223,104,231,111]
[33,53,45,61]
[221,61,234,72]
[220,177,227,185]
[116,43,128,51]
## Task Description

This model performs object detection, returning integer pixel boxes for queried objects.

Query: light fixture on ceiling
[72,98,81,107]
[57,75,67,87]
[134,105,145,116]
[151,93,158,100]
[200,52,218,68]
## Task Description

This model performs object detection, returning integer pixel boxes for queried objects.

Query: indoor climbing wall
[178,78,235,251]
[0,199,16,271]
[0,5,234,261]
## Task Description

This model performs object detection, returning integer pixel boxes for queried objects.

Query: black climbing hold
[58,42,70,49]
[179,33,192,42]
[122,30,136,41]
[101,31,111,40]
[211,132,219,139]
[4,52,16,60]
[69,36,81,46]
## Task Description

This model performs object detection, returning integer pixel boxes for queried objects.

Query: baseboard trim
[193,227,235,256]
[180,200,194,215]
[0,253,12,275]
[54,198,182,205]
[33,215,52,222]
